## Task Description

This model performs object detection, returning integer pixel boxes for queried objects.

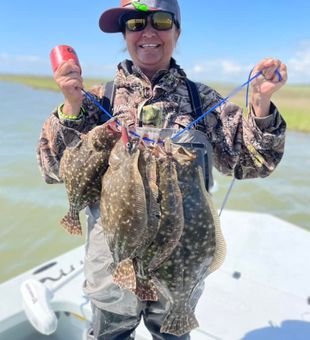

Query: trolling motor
[20,262,85,335]
[21,279,57,335]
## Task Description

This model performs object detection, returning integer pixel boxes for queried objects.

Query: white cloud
[0,53,49,75]
[83,63,116,77]
[0,53,46,64]
[0,52,116,78]
[15,55,42,63]
[287,40,310,80]
[186,42,310,84]
[221,60,245,75]
[192,64,205,74]
[186,59,252,83]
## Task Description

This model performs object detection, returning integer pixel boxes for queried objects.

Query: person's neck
[138,61,171,81]
[141,68,159,80]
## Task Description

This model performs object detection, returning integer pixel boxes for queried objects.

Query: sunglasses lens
[152,12,174,30]
[125,18,146,31]
[122,11,175,32]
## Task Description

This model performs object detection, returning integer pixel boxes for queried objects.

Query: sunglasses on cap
[121,11,179,32]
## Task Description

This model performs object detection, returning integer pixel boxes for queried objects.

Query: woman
[37,0,287,339]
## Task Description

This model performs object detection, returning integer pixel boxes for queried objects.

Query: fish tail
[60,210,82,236]
[113,258,136,292]
[160,310,199,336]
[135,278,158,301]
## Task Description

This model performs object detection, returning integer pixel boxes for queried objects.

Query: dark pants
[88,302,191,340]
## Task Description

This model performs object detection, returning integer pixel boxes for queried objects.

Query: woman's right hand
[54,59,84,116]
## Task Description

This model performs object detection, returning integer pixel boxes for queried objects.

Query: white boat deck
[1,210,310,339]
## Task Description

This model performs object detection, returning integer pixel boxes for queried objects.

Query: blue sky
[0,0,309,83]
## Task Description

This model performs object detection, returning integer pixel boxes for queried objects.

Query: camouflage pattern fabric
[37,58,286,184]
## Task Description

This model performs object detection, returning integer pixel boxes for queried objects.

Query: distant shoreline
[1,74,309,133]
[0,74,109,92]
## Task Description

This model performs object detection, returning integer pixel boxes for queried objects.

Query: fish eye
[126,142,132,151]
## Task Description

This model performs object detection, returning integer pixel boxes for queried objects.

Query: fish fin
[135,278,158,301]
[60,211,82,236]
[160,310,199,336]
[113,258,136,292]
[207,195,227,274]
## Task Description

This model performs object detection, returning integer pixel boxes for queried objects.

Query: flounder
[134,139,185,301]
[148,139,185,273]
[134,144,161,301]
[59,119,121,235]
[100,127,150,294]
[156,144,226,336]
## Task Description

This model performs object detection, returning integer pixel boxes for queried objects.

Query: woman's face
[124,15,180,78]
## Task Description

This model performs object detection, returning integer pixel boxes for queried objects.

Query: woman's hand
[54,59,84,116]
[250,58,287,117]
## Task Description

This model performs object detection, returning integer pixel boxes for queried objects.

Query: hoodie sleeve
[197,83,286,179]
[36,85,106,184]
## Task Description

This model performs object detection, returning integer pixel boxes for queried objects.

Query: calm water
[0,81,309,283]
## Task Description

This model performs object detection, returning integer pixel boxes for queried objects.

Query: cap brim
[99,8,136,33]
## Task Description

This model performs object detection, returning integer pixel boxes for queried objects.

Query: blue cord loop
[245,68,282,109]
[82,66,282,143]
[276,69,283,82]
[171,70,264,140]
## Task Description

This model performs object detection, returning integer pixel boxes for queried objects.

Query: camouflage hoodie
[36,59,286,315]
[37,59,286,184]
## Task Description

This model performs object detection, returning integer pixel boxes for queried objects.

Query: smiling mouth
[139,44,160,48]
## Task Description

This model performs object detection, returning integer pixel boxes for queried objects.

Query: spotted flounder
[156,144,226,336]
[100,127,151,294]
[147,139,185,273]
[134,139,185,301]
[59,119,121,235]
[134,144,161,301]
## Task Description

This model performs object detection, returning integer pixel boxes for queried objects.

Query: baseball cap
[99,0,181,33]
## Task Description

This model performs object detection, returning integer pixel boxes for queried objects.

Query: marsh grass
[1,74,309,132]
[0,74,109,92]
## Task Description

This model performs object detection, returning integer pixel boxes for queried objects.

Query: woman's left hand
[250,58,287,117]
